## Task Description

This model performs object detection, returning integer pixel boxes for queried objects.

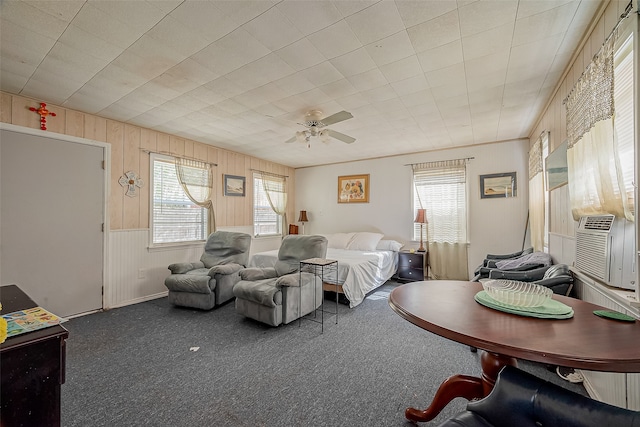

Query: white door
[1,129,105,317]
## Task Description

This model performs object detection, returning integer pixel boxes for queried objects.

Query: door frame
[0,123,110,315]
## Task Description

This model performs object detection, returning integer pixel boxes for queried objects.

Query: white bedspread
[248,248,398,308]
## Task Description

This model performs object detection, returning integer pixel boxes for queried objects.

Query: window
[412,160,467,244]
[151,154,208,244]
[253,173,283,237]
[613,33,634,218]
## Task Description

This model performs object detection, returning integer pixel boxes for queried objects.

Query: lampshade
[298,210,308,222]
[414,209,427,224]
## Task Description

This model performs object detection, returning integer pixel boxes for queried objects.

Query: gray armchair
[164,231,251,310]
[233,234,328,326]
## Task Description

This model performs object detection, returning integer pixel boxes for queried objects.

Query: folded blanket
[495,252,552,270]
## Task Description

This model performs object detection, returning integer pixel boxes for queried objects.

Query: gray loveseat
[164,230,251,310]
[233,234,328,326]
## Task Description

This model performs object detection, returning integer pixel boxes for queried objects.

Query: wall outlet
[138,269,146,279]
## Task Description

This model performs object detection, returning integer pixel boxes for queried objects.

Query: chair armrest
[485,248,533,260]
[488,266,549,282]
[208,263,243,277]
[168,261,204,274]
[276,272,317,288]
[239,267,277,281]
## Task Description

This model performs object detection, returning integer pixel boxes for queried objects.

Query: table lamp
[414,209,427,252]
[298,210,308,234]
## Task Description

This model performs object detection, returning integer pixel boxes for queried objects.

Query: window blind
[413,160,467,244]
[152,156,207,244]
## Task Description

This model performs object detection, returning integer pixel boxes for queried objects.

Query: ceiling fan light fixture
[295,131,307,143]
[319,129,331,143]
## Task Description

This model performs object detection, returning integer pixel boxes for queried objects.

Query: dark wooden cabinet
[0,284,68,427]
[397,251,426,282]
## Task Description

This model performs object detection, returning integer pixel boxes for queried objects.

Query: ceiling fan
[285,110,355,146]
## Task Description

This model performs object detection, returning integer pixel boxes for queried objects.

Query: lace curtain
[258,172,288,234]
[412,159,468,280]
[565,29,631,221]
[528,133,545,251]
[175,158,215,232]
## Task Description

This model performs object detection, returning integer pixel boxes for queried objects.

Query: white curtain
[565,29,633,222]
[413,159,468,280]
[528,133,545,251]
[175,158,215,232]
[258,172,288,233]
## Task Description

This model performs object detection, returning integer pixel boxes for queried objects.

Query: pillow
[327,232,355,249]
[376,239,403,252]
[347,232,384,251]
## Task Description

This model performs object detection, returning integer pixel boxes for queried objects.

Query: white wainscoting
[107,230,204,309]
[573,272,640,409]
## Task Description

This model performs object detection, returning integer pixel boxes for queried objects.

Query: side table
[397,250,428,282]
[299,258,338,333]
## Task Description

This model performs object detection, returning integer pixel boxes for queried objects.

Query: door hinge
[101,223,104,232]
[101,160,105,170]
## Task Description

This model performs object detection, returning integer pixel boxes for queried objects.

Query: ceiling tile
[347,68,387,92]
[300,61,344,87]
[407,9,460,53]
[417,39,463,73]
[365,30,415,67]
[275,38,326,71]
[378,55,423,83]
[513,1,579,46]
[330,48,376,77]
[1,1,70,39]
[307,20,363,59]
[278,1,343,36]
[458,0,518,38]
[242,6,303,51]
[391,74,429,96]
[461,22,513,61]
[191,29,271,76]
[396,1,458,28]
[345,1,405,45]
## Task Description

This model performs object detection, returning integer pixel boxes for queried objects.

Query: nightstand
[397,251,427,282]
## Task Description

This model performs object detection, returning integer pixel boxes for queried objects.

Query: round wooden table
[389,280,640,423]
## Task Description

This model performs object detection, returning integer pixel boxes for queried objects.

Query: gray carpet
[61,282,586,426]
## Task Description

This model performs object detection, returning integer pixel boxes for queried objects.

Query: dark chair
[472,250,552,281]
[486,264,574,296]
[435,366,639,427]
[164,231,251,310]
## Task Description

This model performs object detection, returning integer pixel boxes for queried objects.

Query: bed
[248,232,401,308]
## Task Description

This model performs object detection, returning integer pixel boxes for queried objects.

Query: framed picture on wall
[223,174,245,196]
[480,172,517,198]
[338,174,369,203]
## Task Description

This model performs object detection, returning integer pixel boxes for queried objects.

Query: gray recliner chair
[233,234,328,326]
[164,231,251,310]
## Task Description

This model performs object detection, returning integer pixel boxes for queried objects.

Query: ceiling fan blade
[285,136,296,143]
[327,129,356,144]
[320,110,353,126]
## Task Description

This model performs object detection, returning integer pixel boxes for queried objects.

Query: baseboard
[107,290,168,310]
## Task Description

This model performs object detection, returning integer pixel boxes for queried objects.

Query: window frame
[252,172,283,238]
[412,162,468,244]
[149,153,208,248]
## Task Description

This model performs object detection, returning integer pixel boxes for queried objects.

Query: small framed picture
[223,174,245,197]
[338,174,369,203]
[480,172,517,199]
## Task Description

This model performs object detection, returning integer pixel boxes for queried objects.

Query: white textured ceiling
[1,0,600,168]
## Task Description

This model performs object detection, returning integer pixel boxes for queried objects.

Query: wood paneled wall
[0,91,295,231]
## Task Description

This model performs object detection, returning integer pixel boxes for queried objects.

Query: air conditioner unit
[575,215,636,290]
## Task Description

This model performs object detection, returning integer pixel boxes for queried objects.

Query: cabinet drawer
[398,268,424,281]
[398,252,424,268]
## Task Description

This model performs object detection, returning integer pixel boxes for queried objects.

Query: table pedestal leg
[404,351,518,423]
